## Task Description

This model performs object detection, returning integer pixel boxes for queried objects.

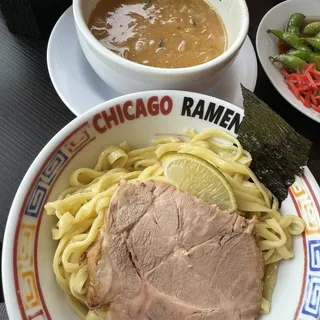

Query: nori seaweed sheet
[238,85,312,203]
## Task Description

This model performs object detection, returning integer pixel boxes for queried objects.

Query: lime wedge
[160,152,237,211]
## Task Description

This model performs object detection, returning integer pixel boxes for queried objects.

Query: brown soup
[88,0,227,68]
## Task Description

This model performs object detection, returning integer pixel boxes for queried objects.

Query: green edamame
[303,37,320,51]
[270,54,307,72]
[286,13,306,36]
[267,29,310,51]
[287,49,320,70]
[303,21,320,36]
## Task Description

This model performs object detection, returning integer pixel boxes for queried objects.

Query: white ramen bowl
[72,0,249,95]
[3,91,320,320]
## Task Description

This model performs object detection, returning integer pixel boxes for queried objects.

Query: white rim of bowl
[72,0,250,75]
[2,89,317,319]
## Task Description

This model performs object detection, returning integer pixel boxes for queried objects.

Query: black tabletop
[0,0,320,311]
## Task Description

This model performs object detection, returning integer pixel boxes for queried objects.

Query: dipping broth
[88,0,227,68]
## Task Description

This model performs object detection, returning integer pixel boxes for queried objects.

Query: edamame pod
[303,37,320,51]
[267,29,310,51]
[270,54,307,72]
[287,49,320,70]
[286,13,306,36]
[303,21,320,36]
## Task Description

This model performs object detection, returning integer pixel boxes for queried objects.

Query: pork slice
[87,181,264,320]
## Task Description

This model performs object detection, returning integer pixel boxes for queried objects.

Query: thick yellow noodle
[45,129,305,319]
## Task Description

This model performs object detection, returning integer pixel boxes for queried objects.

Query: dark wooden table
[0,0,319,313]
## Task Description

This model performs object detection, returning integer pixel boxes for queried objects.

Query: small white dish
[256,0,320,124]
[47,7,258,116]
